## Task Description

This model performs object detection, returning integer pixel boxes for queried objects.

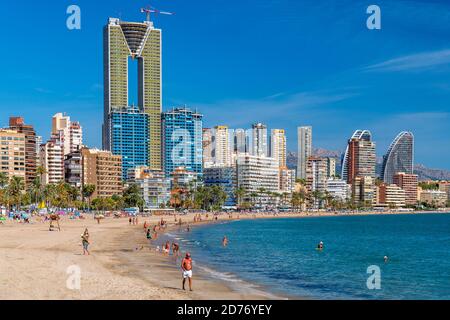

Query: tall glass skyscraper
[110,106,149,180]
[103,17,162,171]
[162,108,203,177]
[381,132,414,184]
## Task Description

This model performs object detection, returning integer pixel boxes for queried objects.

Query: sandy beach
[0,210,447,300]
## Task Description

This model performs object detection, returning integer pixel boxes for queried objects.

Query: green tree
[123,184,144,209]
[0,172,8,189]
[234,186,247,208]
[8,176,25,210]
[82,184,96,210]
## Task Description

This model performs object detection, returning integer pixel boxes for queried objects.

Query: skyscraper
[214,126,231,166]
[342,130,376,184]
[202,128,214,168]
[270,129,286,167]
[346,137,376,184]
[341,130,372,182]
[162,108,203,177]
[103,17,162,170]
[305,156,328,207]
[110,106,150,180]
[381,132,414,184]
[51,113,83,155]
[233,129,247,154]
[297,126,312,180]
[9,117,36,186]
[252,123,268,157]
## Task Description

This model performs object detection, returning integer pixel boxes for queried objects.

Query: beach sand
[0,213,286,300]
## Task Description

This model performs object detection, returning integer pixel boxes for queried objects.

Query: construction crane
[140,6,175,22]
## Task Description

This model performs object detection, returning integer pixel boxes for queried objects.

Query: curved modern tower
[341,130,372,182]
[381,132,414,184]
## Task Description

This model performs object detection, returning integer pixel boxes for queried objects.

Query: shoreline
[0,210,449,300]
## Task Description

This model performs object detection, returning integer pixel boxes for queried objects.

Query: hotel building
[236,154,279,205]
[0,129,26,181]
[393,172,418,205]
[81,148,122,198]
[40,141,64,185]
[204,166,237,207]
[8,117,36,185]
[377,184,406,208]
[128,166,170,209]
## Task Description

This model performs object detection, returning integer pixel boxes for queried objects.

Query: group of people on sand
[128,216,139,225]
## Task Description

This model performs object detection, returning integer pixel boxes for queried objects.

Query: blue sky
[0,0,449,169]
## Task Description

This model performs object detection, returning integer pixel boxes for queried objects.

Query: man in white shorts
[181,252,193,291]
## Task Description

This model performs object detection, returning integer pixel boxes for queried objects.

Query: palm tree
[82,184,96,210]
[234,186,247,208]
[8,176,25,210]
[0,172,8,189]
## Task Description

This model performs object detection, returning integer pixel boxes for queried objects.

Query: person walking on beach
[172,242,180,257]
[81,228,90,255]
[181,252,193,291]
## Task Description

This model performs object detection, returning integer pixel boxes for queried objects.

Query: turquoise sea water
[163,214,450,299]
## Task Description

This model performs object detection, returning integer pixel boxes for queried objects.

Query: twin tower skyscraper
[103,17,162,175]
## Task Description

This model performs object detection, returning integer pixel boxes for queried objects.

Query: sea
[161,213,450,300]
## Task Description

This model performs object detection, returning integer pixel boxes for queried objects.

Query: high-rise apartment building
[279,167,296,194]
[352,176,375,206]
[326,157,336,178]
[326,178,351,202]
[305,157,328,207]
[103,17,162,170]
[341,130,372,182]
[297,126,312,180]
[0,129,26,181]
[204,166,237,207]
[236,154,279,205]
[202,128,214,168]
[81,148,122,198]
[8,117,36,185]
[110,106,150,180]
[233,129,247,154]
[51,113,83,155]
[40,141,64,185]
[381,132,414,184]
[344,131,376,184]
[127,166,170,209]
[377,184,406,208]
[393,172,418,205]
[162,108,203,177]
[270,129,286,168]
[65,150,82,189]
[252,123,268,157]
[214,126,231,166]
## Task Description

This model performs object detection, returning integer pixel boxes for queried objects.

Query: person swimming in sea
[317,241,324,250]
[384,256,389,263]
[222,236,229,247]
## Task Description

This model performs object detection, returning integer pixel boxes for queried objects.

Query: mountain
[287,150,450,181]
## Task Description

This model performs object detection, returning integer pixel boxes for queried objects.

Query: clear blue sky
[0,0,449,169]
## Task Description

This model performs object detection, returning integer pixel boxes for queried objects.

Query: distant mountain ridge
[286,150,450,181]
